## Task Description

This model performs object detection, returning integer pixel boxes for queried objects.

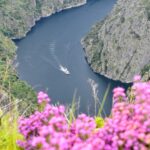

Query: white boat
[59,65,70,75]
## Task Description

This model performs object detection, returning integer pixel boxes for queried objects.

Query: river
[15,0,129,116]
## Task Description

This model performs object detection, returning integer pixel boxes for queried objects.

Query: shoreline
[81,39,132,84]
[12,0,87,40]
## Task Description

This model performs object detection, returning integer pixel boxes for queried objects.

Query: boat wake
[41,55,58,70]
[48,40,70,74]
[49,41,61,66]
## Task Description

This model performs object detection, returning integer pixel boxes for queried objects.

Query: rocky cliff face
[0,0,86,39]
[82,0,150,83]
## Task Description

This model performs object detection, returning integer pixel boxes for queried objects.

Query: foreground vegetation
[1,75,150,149]
[0,98,22,150]
[0,32,37,113]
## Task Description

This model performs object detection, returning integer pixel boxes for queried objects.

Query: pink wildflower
[37,91,51,104]
[133,75,141,82]
[113,87,127,104]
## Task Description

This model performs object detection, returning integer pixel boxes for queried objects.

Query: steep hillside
[82,0,150,83]
[0,0,86,39]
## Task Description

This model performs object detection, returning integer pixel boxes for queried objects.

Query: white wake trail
[48,40,70,74]
[49,41,61,67]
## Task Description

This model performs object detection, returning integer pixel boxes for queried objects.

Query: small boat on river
[59,65,70,75]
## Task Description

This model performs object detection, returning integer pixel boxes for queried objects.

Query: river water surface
[15,0,128,115]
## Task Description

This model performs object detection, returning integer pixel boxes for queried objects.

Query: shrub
[0,98,22,150]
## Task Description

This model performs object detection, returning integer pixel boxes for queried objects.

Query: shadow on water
[14,0,131,116]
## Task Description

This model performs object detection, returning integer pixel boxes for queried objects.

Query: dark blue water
[15,0,128,115]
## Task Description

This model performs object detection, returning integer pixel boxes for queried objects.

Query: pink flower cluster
[17,92,96,150]
[18,76,150,150]
[37,91,51,104]
[113,87,127,104]
[132,80,150,101]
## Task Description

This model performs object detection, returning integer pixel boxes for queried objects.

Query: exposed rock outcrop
[82,0,150,83]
